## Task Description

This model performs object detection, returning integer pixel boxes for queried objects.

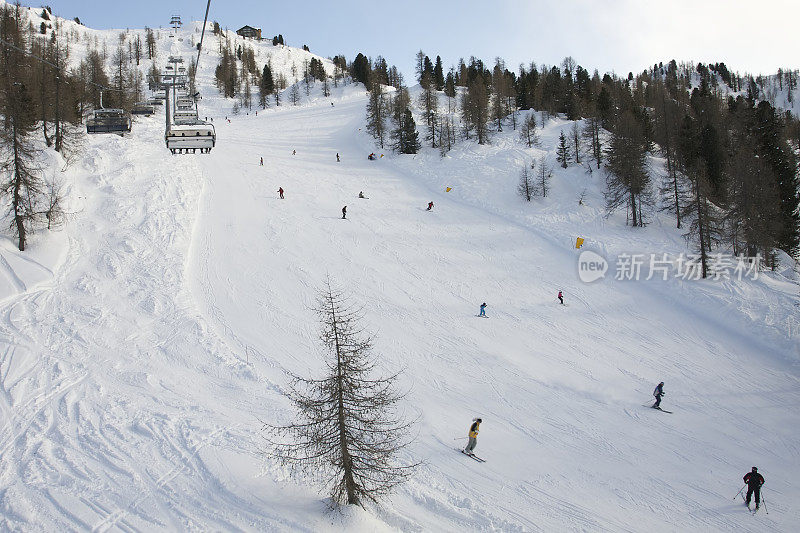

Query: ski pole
[761,492,768,514]
[733,485,745,500]
[453,437,468,441]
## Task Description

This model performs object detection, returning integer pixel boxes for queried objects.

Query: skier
[342,205,347,219]
[652,381,665,409]
[479,302,487,317]
[278,187,284,199]
[426,201,434,211]
[464,418,482,455]
[358,191,365,199]
[368,153,376,160]
[336,153,340,162]
[743,467,765,510]
[260,156,263,166]
[292,149,296,155]
[558,290,564,304]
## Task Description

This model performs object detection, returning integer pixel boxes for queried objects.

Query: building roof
[236,25,260,33]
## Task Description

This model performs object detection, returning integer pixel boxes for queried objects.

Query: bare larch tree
[263,280,417,507]
[518,162,534,201]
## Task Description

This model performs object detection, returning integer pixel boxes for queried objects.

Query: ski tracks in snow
[0,114,276,529]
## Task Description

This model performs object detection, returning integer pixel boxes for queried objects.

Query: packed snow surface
[1,13,799,532]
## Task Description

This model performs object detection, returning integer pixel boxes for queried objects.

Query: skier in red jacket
[278,187,284,199]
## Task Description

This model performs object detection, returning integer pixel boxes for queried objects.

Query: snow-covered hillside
[1,9,800,532]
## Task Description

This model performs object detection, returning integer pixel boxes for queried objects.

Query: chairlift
[132,102,156,115]
[173,109,199,123]
[86,91,131,134]
[166,122,215,154]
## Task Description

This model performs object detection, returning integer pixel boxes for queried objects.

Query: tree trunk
[11,121,26,251]
[662,92,680,228]
[54,51,62,152]
[331,301,358,506]
[41,60,52,146]
[695,181,708,278]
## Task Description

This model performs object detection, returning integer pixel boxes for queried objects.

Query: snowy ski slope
[1,10,799,531]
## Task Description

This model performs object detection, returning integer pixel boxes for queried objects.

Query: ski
[651,406,673,414]
[458,449,486,462]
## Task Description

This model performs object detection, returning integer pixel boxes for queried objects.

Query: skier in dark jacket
[342,205,347,219]
[464,418,482,454]
[479,302,487,317]
[278,187,284,199]
[653,382,665,409]
[743,467,765,509]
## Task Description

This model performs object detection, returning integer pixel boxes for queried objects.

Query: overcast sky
[27,0,800,79]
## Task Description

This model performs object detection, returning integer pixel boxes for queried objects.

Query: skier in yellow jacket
[464,418,482,454]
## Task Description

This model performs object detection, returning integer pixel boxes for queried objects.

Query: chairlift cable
[192,0,212,88]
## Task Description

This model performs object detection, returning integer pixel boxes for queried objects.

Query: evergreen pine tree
[260,64,274,107]
[556,131,571,168]
[444,72,456,99]
[604,111,652,226]
[352,53,370,87]
[753,101,800,256]
[434,56,445,91]
[392,108,421,154]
